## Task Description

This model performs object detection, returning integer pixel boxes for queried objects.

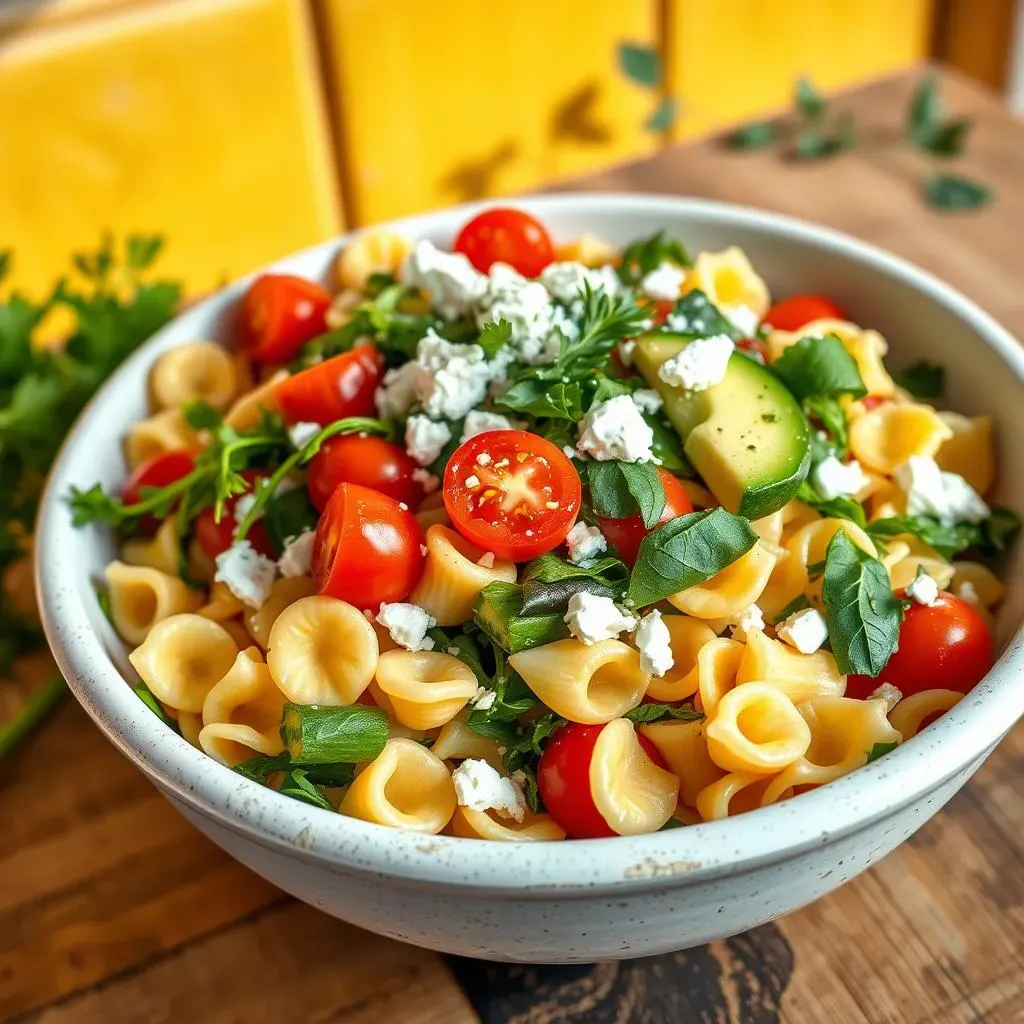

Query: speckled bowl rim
[36,194,1024,895]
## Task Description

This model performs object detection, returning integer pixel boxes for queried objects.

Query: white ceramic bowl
[36,195,1024,963]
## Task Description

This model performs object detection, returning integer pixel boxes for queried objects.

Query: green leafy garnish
[645,97,678,133]
[234,751,355,788]
[477,319,512,358]
[907,73,974,157]
[821,530,903,677]
[868,515,979,560]
[925,174,992,211]
[278,769,335,811]
[803,393,850,456]
[182,399,222,431]
[618,42,662,87]
[796,481,866,528]
[133,682,177,729]
[657,290,738,340]
[892,361,944,399]
[795,76,827,121]
[771,335,867,400]
[262,487,319,550]
[726,121,776,150]
[624,703,703,725]
[617,231,691,285]
[587,461,666,528]
[280,703,389,764]
[866,741,898,763]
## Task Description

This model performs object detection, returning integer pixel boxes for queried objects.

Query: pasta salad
[70,206,1019,841]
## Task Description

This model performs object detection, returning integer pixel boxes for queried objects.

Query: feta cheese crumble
[730,604,765,643]
[278,530,315,578]
[539,261,621,303]
[812,455,870,501]
[287,421,322,449]
[775,607,829,654]
[956,580,981,606]
[401,239,486,318]
[476,262,554,344]
[635,608,674,677]
[405,414,452,467]
[375,602,436,652]
[639,261,686,301]
[657,334,734,392]
[214,540,276,609]
[461,409,513,443]
[618,340,636,367]
[412,331,502,420]
[871,682,903,711]
[411,467,440,493]
[471,686,496,710]
[375,361,419,419]
[451,758,526,822]
[631,389,663,415]
[722,304,761,337]
[564,592,638,645]
[565,522,607,565]
[577,395,656,463]
[893,456,990,526]
[905,571,940,607]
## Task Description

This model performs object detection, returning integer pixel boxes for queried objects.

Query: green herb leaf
[892,360,944,399]
[796,481,866,527]
[498,378,583,421]
[980,506,1022,553]
[521,554,629,588]
[133,682,177,729]
[627,508,758,607]
[803,394,850,456]
[645,96,678,133]
[587,460,666,527]
[617,231,691,285]
[278,769,335,810]
[925,174,992,211]
[771,335,867,400]
[866,740,897,763]
[618,42,662,87]
[657,289,738,339]
[726,121,776,150]
[477,319,512,358]
[908,72,943,143]
[182,399,222,431]
[263,487,318,551]
[659,817,686,830]
[624,702,703,725]
[795,76,827,121]
[821,530,903,677]
[771,593,811,625]
[234,751,356,788]
[793,112,856,161]
[867,515,979,560]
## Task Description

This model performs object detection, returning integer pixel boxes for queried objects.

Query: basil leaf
[803,393,850,456]
[521,554,629,588]
[234,752,354,788]
[520,576,618,617]
[617,230,691,284]
[627,508,758,607]
[821,530,903,677]
[796,481,866,528]
[183,399,222,430]
[427,628,489,686]
[263,487,318,551]
[278,769,334,810]
[892,361,944,400]
[659,817,686,830]
[645,412,693,474]
[980,506,1022,554]
[866,740,898,763]
[587,461,666,527]
[867,515,979,560]
[497,378,583,421]
[477,319,512,358]
[770,593,810,625]
[726,121,776,150]
[925,174,992,211]
[624,703,703,725]
[658,290,738,340]
[771,335,867,400]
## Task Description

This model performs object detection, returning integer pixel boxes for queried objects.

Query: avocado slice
[634,335,810,520]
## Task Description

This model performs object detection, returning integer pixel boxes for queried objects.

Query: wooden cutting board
[2,68,1022,1024]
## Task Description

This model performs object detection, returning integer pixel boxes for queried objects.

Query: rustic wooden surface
[3,68,1023,1024]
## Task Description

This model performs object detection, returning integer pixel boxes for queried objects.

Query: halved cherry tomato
[736,337,768,364]
[237,274,332,362]
[537,723,667,839]
[273,342,384,425]
[443,430,581,562]
[453,207,555,277]
[648,299,675,326]
[846,592,994,702]
[597,469,693,566]
[121,450,196,535]
[312,482,425,609]
[306,435,424,513]
[763,294,846,332]
[194,470,276,560]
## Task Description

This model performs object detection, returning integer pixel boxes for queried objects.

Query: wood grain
[2,67,1022,1024]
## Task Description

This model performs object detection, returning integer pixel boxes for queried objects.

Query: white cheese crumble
[411,467,440,494]
[577,395,657,463]
[214,540,277,609]
[477,551,496,568]
[451,758,526,822]
[471,687,496,710]
[405,414,452,467]
[565,522,607,565]
[639,261,686,301]
[401,239,486,319]
[618,340,636,366]
[375,362,419,419]
[461,409,513,443]
[375,602,436,652]
[412,330,502,421]
[905,572,940,607]
[278,530,315,578]
[722,304,761,337]
[539,261,620,303]
[287,421,322,450]
[631,389,663,415]
[893,456,990,527]
[956,580,981,607]
[564,592,638,645]
[657,334,734,393]
[812,455,870,501]
[730,604,765,643]
[635,608,674,677]
[871,682,903,711]
[775,607,829,654]
[476,262,553,344]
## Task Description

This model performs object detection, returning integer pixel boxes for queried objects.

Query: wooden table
[3,68,1023,1024]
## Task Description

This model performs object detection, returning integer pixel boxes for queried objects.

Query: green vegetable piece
[617,231,692,285]
[263,487,319,551]
[278,769,335,810]
[474,581,569,654]
[618,42,662,87]
[623,703,703,725]
[866,740,898,763]
[795,76,827,121]
[645,96,678,134]
[771,335,867,400]
[892,361,944,400]
[726,121,776,150]
[925,174,992,211]
[587,461,666,527]
[182,399,222,431]
[133,682,178,729]
[280,703,389,764]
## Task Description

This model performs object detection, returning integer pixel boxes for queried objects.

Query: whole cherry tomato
[273,342,384,425]
[443,430,581,562]
[194,470,276,560]
[312,482,425,609]
[453,207,555,277]
[763,294,846,332]
[537,723,668,839]
[306,435,424,513]
[237,274,332,362]
[121,450,196,535]
[846,592,994,702]
[597,469,693,565]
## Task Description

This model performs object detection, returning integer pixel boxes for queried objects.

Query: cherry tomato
[121,450,196,535]
[237,274,332,362]
[443,430,581,562]
[846,592,994,701]
[598,469,693,566]
[194,471,275,559]
[306,435,424,513]
[453,207,555,277]
[763,294,846,332]
[537,723,667,839]
[861,395,887,412]
[736,337,768,364]
[648,299,675,326]
[273,342,384,425]
[312,482,425,609]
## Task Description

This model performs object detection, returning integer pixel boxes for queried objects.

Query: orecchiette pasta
[669,542,777,619]
[683,637,744,717]
[149,340,238,411]
[450,807,566,842]
[336,228,413,291]
[848,401,953,474]
[105,561,202,645]
[431,711,504,769]
[644,615,718,702]
[197,581,246,622]
[736,629,845,703]
[888,690,963,739]
[685,247,770,320]
[372,649,478,730]
[936,412,995,494]
[414,491,451,531]
[222,370,287,431]
[121,517,182,577]
[639,719,724,808]
[696,771,778,822]
[125,408,201,469]
[245,575,316,649]
[554,233,617,267]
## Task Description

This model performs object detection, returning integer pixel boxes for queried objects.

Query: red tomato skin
[763,294,846,332]
[737,337,768,364]
[306,435,424,513]
[846,592,994,701]
[861,395,887,411]
[121,450,196,535]
[237,274,332,362]
[312,482,425,609]
[453,207,555,277]
[274,342,384,425]
[194,471,276,559]
[597,469,693,566]
[538,723,668,839]
[443,430,582,562]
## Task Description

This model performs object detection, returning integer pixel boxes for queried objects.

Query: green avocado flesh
[634,334,811,520]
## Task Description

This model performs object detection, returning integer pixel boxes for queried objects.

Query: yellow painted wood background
[0,0,941,298]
